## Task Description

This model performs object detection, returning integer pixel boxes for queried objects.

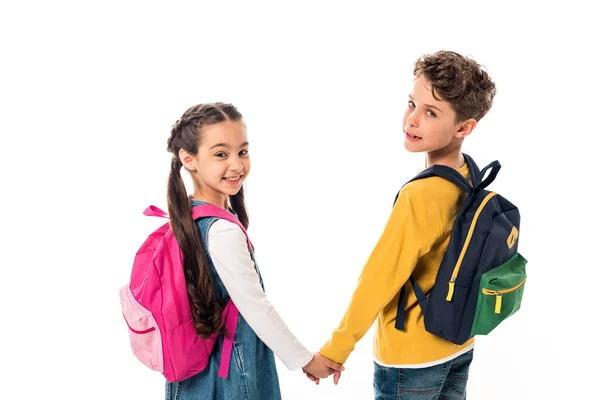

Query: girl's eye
[426,110,437,118]
[408,100,416,108]
[216,152,227,158]
[239,150,248,156]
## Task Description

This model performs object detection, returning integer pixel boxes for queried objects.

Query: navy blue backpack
[395,154,527,345]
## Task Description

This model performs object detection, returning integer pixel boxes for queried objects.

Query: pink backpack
[119,204,251,382]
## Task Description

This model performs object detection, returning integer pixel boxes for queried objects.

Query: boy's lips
[405,130,422,141]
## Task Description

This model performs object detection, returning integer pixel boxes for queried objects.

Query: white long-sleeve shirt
[207,219,313,371]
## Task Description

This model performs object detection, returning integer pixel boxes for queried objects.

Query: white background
[1,1,598,399]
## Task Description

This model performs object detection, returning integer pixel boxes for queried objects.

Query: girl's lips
[405,131,422,141]
[223,176,243,185]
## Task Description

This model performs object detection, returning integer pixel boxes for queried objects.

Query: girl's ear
[179,149,197,171]
[455,118,477,139]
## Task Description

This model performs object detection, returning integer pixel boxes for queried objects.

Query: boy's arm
[320,188,442,364]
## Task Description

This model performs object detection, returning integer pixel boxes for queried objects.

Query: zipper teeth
[482,278,527,295]
[450,192,498,282]
[123,315,156,334]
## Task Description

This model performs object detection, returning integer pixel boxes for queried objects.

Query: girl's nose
[230,157,244,172]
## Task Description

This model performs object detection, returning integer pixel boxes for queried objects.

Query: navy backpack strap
[463,154,481,186]
[418,165,473,192]
[393,153,487,331]
[393,164,473,206]
[395,277,429,330]
[397,165,472,200]
[410,277,428,307]
[395,284,408,330]
[393,153,481,207]
[476,160,501,190]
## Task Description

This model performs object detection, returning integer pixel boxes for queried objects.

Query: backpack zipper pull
[495,291,502,314]
[446,278,456,301]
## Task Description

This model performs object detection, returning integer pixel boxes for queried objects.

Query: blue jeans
[373,350,473,400]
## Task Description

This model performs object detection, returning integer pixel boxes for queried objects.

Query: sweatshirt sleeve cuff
[320,342,349,365]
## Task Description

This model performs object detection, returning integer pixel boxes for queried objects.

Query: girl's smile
[224,174,244,185]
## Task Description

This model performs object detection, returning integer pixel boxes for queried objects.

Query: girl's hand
[303,353,344,382]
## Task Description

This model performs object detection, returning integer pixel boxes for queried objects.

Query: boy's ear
[455,118,477,139]
[179,148,197,171]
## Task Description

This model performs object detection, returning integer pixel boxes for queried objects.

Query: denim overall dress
[165,201,281,400]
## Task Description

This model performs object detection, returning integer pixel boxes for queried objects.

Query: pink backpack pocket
[120,285,164,373]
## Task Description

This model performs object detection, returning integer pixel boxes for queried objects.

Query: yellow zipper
[482,278,527,314]
[446,192,498,302]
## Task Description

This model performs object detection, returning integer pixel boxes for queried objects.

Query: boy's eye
[216,152,227,158]
[239,149,248,156]
[426,110,437,118]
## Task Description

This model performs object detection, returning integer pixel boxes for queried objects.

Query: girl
[165,103,342,399]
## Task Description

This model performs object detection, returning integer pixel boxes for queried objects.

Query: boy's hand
[321,353,343,384]
[302,367,320,384]
[302,353,344,383]
[333,368,342,385]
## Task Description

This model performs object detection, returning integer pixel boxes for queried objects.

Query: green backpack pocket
[471,253,527,336]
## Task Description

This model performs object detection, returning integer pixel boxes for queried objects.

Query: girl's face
[180,120,250,207]
[402,75,468,154]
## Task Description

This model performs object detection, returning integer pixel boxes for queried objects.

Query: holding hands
[302,353,343,385]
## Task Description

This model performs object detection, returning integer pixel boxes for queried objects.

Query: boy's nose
[407,111,418,127]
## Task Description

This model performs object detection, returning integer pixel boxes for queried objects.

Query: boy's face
[403,75,470,154]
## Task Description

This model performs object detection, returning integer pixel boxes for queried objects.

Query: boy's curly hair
[414,51,496,122]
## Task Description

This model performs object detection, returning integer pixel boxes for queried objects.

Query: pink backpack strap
[143,205,170,218]
[143,205,251,250]
[144,204,248,379]
[218,301,239,378]
[191,204,252,251]
[191,204,249,378]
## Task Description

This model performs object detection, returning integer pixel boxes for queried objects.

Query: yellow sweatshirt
[320,163,474,365]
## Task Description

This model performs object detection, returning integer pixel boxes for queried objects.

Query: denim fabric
[165,201,280,400]
[373,350,473,400]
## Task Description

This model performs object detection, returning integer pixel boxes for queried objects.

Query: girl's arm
[208,219,313,371]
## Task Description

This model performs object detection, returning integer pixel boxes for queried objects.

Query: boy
[320,51,497,399]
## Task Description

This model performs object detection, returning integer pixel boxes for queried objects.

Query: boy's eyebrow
[425,103,443,113]
[408,95,444,113]
[209,142,249,150]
